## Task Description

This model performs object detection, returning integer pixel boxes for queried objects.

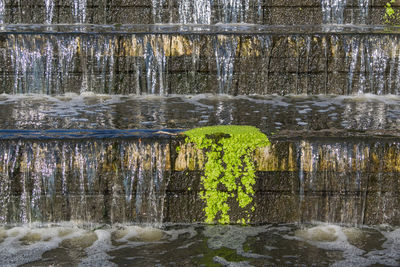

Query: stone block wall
[0,134,399,225]
[0,31,399,95]
[0,0,392,25]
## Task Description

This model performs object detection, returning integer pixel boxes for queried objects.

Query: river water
[0,222,399,266]
[0,93,398,136]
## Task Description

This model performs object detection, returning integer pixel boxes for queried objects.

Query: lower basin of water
[1,222,399,266]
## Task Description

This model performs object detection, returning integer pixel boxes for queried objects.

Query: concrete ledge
[0,133,399,225]
[1,28,400,95]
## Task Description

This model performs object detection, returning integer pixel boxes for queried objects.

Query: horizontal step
[0,0,388,25]
[0,130,399,225]
[1,25,400,95]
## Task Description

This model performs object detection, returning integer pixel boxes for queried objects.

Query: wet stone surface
[1,27,400,95]
[0,94,398,137]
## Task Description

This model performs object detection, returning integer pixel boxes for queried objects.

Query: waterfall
[44,0,54,24]
[0,139,170,225]
[133,141,169,225]
[176,0,261,24]
[367,37,390,95]
[358,0,369,24]
[152,0,165,23]
[321,0,347,24]
[0,0,4,24]
[142,35,168,95]
[344,35,399,95]
[297,141,369,224]
[218,0,250,23]
[214,35,238,94]
[178,0,212,24]
[72,0,87,24]
[93,37,116,94]
[8,35,47,94]
[2,32,400,95]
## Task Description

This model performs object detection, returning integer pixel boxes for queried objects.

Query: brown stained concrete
[174,139,400,173]
[1,136,400,225]
[2,33,400,95]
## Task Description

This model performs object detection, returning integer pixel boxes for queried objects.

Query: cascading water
[44,0,54,25]
[0,0,4,25]
[152,0,165,23]
[297,141,370,224]
[2,30,400,95]
[8,36,47,94]
[344,35,400,95]
[214,35,238,94]
[178,0,212,24]
[321,0,347,24]
[0,0,380,25]
[142,35,168,95]
[218,0,250,23]
[0,138,170,225]
[357,0,369,24]
[72,0,87,24]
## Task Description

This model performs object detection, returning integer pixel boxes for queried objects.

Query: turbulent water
[0,93,398,135]
[0,223,399,266]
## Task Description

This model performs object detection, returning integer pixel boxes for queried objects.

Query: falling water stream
[2,25,400,95]
[321,0,347,24]
[0,0,4,25]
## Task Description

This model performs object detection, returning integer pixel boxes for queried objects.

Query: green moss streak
[184,125,270,224]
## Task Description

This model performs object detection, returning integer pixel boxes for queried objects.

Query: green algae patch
[184,125,270,224]
[384,0,400,24]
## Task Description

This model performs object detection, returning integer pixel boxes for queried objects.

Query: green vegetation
[384,0,400,24]
[184,125,270,224]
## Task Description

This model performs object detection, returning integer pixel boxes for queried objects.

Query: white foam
[204,225,269,256]
[0,223,399,266]
[113,225,165,243]
[292,224,400,267]
[0,225,86,266]
[213,256,252,267]
[79,230,116,267]
[164,225,198,241]
[0,223,174,266]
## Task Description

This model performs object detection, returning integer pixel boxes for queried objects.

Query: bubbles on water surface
[0,223,399,266]
[0,94,398,135]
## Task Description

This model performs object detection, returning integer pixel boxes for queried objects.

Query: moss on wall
[184,125,270,224]
[385,0,400,24]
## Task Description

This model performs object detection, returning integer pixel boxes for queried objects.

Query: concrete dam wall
[0,132,399,226]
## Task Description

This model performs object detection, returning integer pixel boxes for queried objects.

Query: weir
[0,131,399,226]
[0,1,398,227]
[0,0,386,25]
[0,0,398,225]
[0,0,400,266]
[1,0,400,265]
[2,26,400,95]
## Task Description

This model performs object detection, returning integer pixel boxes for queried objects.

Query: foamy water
[0,223,399,266]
